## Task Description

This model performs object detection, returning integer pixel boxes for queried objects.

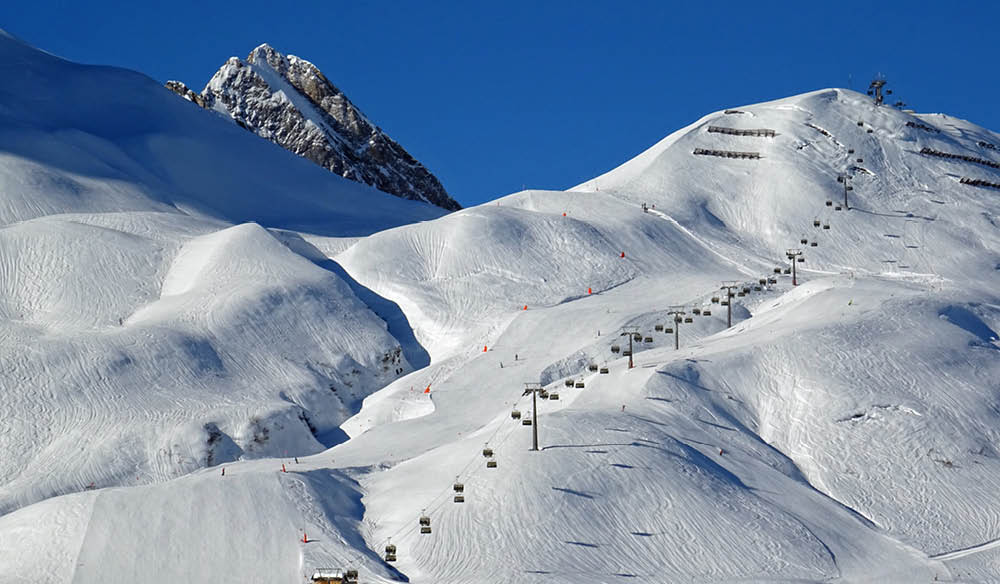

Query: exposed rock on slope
[167,44,459,211]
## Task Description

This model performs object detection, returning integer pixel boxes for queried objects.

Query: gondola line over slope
[2,29,1000,584]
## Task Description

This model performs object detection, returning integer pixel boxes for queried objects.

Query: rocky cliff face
[167,44,459,211]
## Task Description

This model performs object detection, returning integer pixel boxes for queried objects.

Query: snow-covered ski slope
[2,28,1000,584]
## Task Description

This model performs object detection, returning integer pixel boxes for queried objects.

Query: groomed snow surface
[2,31,1000,584]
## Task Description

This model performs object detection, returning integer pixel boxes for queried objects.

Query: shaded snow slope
[0,467,402,583]
[0,215,412,517]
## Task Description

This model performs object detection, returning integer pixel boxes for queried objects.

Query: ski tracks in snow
[645,208,757,277]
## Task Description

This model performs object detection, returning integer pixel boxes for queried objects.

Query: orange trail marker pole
[281,464,286,473]
[483,345,488,352]
[302,532,308,543]
[424,385,431,394]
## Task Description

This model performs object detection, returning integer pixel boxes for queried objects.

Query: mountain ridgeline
[167,44,460,211]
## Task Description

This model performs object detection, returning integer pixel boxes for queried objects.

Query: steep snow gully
[0,32,999,584]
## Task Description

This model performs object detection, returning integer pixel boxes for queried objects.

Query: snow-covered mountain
[3,29,1000,584]
[0,26,440,534]
[167,44,460,211]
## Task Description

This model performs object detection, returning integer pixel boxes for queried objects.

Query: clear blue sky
[3,1,997,207]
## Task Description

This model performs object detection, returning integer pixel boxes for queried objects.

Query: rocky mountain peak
[167,44,460,211]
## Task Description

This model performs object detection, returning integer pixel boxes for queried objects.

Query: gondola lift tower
[867,75,891,106]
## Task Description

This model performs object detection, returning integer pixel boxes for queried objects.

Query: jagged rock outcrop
[164,80,205,108]
[167,44,459,211]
